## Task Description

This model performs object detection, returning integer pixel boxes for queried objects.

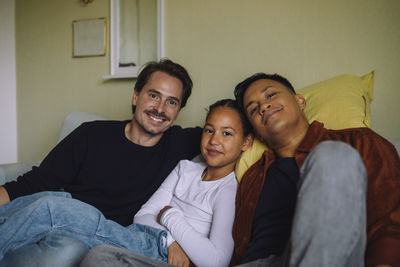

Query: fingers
[168,242,190,267]
[157,205,172,224]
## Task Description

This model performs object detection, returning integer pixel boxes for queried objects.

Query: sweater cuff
[161,207,182,246]
[160,207,183,226]
[166,232,176,247]
[2,181,20,201]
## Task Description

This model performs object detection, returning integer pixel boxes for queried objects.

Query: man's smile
[145,110,170,123]
[262,106,283,125]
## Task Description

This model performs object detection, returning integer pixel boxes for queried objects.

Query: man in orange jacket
[231,73,400,267]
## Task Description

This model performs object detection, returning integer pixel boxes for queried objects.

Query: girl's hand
[168,241,190,267]
[157,205,172,224]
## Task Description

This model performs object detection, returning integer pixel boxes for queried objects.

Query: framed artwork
[73,17,106,57]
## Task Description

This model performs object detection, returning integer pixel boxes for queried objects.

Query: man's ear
[132,89,139,106]
[241,133,254,152]
[295,94,306,110]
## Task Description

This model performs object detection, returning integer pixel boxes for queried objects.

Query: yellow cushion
[235,71,374,182]
[298,71,374,129]
[235,138,267,182]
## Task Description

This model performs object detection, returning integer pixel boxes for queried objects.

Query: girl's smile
[201,105,253,181]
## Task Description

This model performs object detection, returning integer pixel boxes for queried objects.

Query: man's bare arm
[0,186,10,206]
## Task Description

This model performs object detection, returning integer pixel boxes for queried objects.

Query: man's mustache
[145,110,171,121]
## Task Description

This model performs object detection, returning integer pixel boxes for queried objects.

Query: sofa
[0,111,106,186]
[1,71,400,185]
[1,111,399,186]
[5,126,399,186]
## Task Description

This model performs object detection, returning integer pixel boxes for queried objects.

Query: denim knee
[0,234,88,267]
[290,141,367,267]
[311,141,361,164]
[81,245,169,267]
[40,233,89,254]
[300,141,367,190]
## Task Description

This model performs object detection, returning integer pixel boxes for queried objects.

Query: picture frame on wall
[72,17,106,57]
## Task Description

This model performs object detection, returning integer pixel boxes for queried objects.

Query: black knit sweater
[4,120,201,226]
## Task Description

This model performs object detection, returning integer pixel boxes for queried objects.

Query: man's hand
[0,186,10,206]
[168,241,190,267]
[157,205,172,224]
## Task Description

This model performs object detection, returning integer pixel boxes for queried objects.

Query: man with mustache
[231,73,400,266]
[0,59,202,267]
[73,72,399,267]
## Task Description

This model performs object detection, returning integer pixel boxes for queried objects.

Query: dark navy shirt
[241,157,299,263]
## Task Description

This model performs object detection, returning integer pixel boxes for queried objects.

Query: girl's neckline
[201,167,233,182]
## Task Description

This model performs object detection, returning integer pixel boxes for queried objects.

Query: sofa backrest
[58,111,107,142]
[388,138,400,157]
[0,111,108,185]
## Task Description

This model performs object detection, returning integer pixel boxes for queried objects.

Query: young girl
[0,99,253,267]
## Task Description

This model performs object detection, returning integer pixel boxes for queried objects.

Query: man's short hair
[234,73,295,112]
[132,59,193,113]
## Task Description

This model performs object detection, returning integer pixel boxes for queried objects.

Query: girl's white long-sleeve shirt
[134,160,237,267]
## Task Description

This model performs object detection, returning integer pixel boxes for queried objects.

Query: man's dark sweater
[4,120,201,226]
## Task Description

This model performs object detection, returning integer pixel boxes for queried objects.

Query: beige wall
[16,0,133,162]
[16,0,400,162]
[0,0,17,164]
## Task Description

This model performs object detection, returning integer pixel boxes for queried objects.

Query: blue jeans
[0,191,168,263]
[1,141,366,267]
[0,234,88,267]
[81,141,367,267]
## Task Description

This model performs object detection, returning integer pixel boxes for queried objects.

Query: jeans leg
[284,141,367,267]
[234,255,282,267]
[0,192,167,262]
[0,191,71,216]
[80,245,173,267]
[0,192,77,259]
[0,234,88,267]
